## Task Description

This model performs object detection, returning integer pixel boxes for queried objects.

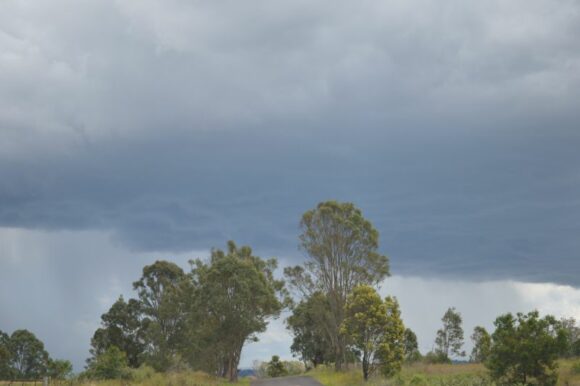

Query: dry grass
[0,371,251,386]
[309,359,580,386]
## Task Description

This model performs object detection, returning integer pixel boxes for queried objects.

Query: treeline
[0,329,72,380]
[4,200,577,385]
[84,241,287,382]
[84,200,391,382]
[282,202,580,385]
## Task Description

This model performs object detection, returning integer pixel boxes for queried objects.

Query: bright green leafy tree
[285,201,390,370]
[341,286,404,381]
[379,296,406,378]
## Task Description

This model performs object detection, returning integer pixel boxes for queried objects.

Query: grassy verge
[309,359,580,386]
[0,371,252,386]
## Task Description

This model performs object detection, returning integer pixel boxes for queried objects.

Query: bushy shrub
[267,355,288,378]
[423,351,451,364]
[84,346,131,380]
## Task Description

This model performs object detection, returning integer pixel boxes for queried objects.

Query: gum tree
[285,201,390,370]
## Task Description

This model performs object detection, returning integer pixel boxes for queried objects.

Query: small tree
[88,296,146,369]
[341,286,404,381]
[47,359,73,380]
[470,326,491,363]
[0,331,12,380]
[86,346,130,380]
[560,317,580,357]
[287,292,334,368]
[266,355,287,378]
[8,329,49,380]
[434,307,465,360]
[403,328,421,362]
[379,296,405,378]
[486,311,568,386]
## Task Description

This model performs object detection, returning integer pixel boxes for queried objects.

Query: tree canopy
[0,329,68,381]
[434,307,465,360]
[486,311,568,386]
[285,201,390,370]
[341,286,404,380]
[470,326,491,363]
[190,241,286,381]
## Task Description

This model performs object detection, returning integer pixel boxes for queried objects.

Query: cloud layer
[1,2,580,365]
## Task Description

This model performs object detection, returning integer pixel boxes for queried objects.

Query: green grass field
[310,359,580,386]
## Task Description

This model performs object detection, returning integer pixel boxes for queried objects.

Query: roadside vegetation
[310,359,580,386]
[1,201,579,385]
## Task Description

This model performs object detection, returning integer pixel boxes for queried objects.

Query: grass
[309,359,580,386]
[0,371,252,386]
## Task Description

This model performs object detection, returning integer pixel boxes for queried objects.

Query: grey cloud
[1,0,580,286]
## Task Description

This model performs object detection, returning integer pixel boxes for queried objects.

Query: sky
[1,0,580,372]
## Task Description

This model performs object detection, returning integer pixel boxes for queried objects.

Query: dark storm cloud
[1,0,580,285]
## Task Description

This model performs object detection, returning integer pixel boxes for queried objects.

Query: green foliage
[560,317,580,358]
[266,355,288,378]
[486,311,568,386]
[6,329,49,380]
[0,329,71,381]
[435,308,465,360]
[47,358,73,379]
[133,260,188,371]
[380,296,406,378]
[572,361,580,375]
[126,364,157,382]
[341,286,405,380]
[409,374,429,386]
[85,346,131,380]
[190,241,286,381]
[287,291,335,367]
[423,351,452,364]
[0,330,12,380]
[470,326,491,363]
[285,201,390,370]
[404,329,421,363]
[85,241,286,382]
[88,295,147,368]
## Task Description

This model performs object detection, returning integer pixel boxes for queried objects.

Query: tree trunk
[362,354,369,381]
[227,354,238,382]
[334,343,343,371]
[226,343,243,382]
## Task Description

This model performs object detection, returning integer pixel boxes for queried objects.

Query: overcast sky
[1,0,580,372]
